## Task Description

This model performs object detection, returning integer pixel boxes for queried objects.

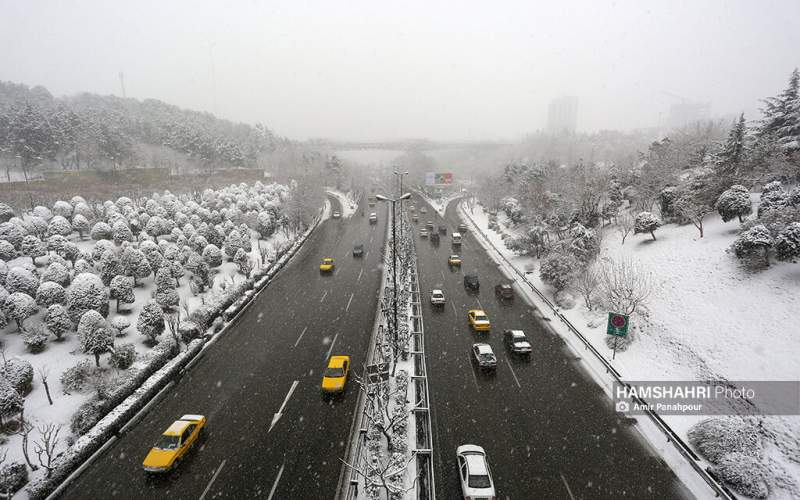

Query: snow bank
[325,189,359,218]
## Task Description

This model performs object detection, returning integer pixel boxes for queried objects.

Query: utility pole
[118,72,127,98]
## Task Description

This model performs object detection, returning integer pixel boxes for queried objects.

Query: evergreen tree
[760,68,799,145]
[715,113,749,180]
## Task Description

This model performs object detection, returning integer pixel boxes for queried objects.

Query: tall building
[547,96,578,134]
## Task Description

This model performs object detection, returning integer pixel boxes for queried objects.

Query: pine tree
[82,326,114,367]
[109,275,135,312]
[715,113,749,181]
[760,68,799,141]
[137,300,165,343]
[45,304,72,340]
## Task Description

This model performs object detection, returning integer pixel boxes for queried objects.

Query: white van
[452,232,462,245]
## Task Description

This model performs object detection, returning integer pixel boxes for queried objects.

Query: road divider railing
[34,212,324,500]
[457,202,735,500]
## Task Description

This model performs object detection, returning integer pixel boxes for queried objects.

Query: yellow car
[468,309,491,332]
[142,414,206,472]
[448,255,462,266]
[319,258,335,272]
[321,355,351,393]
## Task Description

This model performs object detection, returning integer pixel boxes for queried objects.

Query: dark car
[438,225,447,235]
[353,243,364,257]
[495,283,514,301]
[503,329,532,355]
[430,232,440,244]
[426,221,434,230]
[464,274,480,290]
[458,223,468,232]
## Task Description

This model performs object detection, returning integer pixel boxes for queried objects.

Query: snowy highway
[413,195,692,499]
[59,196,388,499]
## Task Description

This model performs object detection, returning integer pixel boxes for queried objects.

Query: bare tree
[33,423,62,477]
[617,212,634,245]
[598,256,653,316]
[14,418,38,471]
[165,311,181,350]
[674,197,713,238]
[573,265,600,310]
[38,365,53,405]
[340,451,417,499]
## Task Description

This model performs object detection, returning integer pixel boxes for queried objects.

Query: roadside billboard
[424,172,453,186]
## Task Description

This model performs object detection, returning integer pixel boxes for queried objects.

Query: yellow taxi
[448,255,462,266]
[467,310,491,332]
[319,258,335,272]
[142,414,206,472]
[321,355,351,393]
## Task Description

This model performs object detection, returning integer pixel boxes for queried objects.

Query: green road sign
[606,312,629,337]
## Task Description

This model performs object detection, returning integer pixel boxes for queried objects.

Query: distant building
[547,96,578,134]
[667,101,711,129]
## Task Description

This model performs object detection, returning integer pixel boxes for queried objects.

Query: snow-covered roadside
[325,189,359,218]
[414,188,462,218]
[460,201,800,499]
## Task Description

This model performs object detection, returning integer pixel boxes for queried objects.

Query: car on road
[471,343,497,370]
[456,444,496,499]
[451,232,462,245]
[430,232,440,244]
[430,289,445,306]
[494,283,514,301]
[438,225,447,235]
[321,355,351,394]
[319,258,335,272]
[464,273,480,291]
[458,223,468,233]
[503,329,532,355]
[467,309,491,331]
[142,414,206,473]
[353,244,364,257]
[420,228,428,238]
[369,212,378,224]
[420,207,427,214]
[332,211,341,219]
[412,213,419,222]
[448,254,462,266]
[426,220,434,230]
[368,197,376,207]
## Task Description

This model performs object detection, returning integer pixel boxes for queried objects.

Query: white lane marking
[345,293,355,312]
[293,326,308,348]
[440,270,445,280]
[357,267,363,282]
[267,462,285,500]
[199,459,227,500]
[365,251,369,258]
[320,290,328,302]
[269,380,300,433]
[469,365,480,391]
[325,332,339,360]
[451,302,458,318]
[505,357,521,388]
[476,298,483,309]
[560,472,576,500]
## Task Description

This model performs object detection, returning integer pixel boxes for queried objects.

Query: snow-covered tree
[568,224,599,264]
[674,195,713,238]
[155,267,179,310]
[52,201,73,218]
[35,281,66,307]
[112,220,133,245]
[774,222,800,262]
[21,235,46,263]
[81,325,114,367]
[715,113,749,180]
[76,309,105,340]
[4,292,37,330]
[97,249,121,285]
[28,216,48,238]
[0,222,26,249]
[716,185,752,223]
[72,259,93,275]
[202,244,223,267]
[634,211,662,241]
[540,252,579,291]
[144,216,167,237]
[32,206,52,221]
[91,239,115,261]
[45,304,71,340]
[47,216,72,238]
[0,240,15,261]
[5,267,38,296]
[111,316,130,336]
[120,247,151,285]
[66,272,109,322]
[233,247,253,276]
[110,343,137,369]
[22,325,48,353]
[0,204,14,223]
[109,275,135,312]
[223,229,246,260]
[89,222,113,241]
[72,214,90,240]
[758,182,789,217]
[41,262,70,287]
[137,300,165,343]
[732,224,773,267]
[598,256,653,316]
[0,377,23,424]
[256,211,277,239]
[760,68,800,150]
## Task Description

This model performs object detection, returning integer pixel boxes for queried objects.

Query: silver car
[456,444,496,499]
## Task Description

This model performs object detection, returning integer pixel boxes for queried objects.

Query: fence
[458,202,735,500]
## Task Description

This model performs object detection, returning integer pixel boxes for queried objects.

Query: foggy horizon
[1,0,799,142]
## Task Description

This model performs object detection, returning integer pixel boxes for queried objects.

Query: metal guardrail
[458,203,735,500]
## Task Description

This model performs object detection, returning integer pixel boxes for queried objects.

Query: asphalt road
[411,196,693,500]
[61,196,387,499]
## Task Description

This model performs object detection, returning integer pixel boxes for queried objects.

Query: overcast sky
[1,0,798,141]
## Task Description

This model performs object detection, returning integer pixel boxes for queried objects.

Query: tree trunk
[698,221,704,238]
[43,380,53,405]
[116,298,121,312]
[650,231,656,241]
[94,353,100,367]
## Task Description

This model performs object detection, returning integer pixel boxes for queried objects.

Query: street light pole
[376,192,411,345]
[393,170,409,242]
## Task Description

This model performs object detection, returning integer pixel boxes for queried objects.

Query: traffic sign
[606,312,629,337]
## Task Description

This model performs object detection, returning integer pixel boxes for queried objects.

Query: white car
[430,289,445,306]
[471,343,497,370]
[420,228,429,238]
[457,445,496,499]
[332,211,341,219]
[369,213,378,224]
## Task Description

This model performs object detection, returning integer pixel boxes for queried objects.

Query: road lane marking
[469,365,480,391]
[505,358,521,388]
[293,326,308,348]
[269,380,300,433]
[440,270,445,280]
[267,462,285,500]
[199,459,227,500]
[320,290,328,302]
[476,298,483,309]
[346,292,354,312]
[560,472,576,500]
[325,332,339,360]
[357,267,363,282]
[451,302,458,318]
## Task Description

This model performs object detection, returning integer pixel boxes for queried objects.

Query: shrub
[540,253,579,291]
[0,240,15,261]
[47,215,72,237]
[731,224,773,267]
[45,304,72,340]
[67,273,109,322]
[687,416,762,463]
[634,211,662,240]
[60,360,94,394]
[36,281,66,307]
[710,452,769,499]
[22,325,49,353]
[2,357,34,394]
[4,292,37,330]
[774,222,800,261]
[0,462,28,496]
[0,378,23,420]
[110,343,137,369]
[5,266,38,296]
[70,399,102,435]
[41,262,70,287]
[137,300,165,342]
[111,316,131,336]
[90,222,113,241]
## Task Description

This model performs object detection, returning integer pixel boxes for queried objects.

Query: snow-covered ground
[415,189,463,218]
[460,201,800,498]
[325,188,358,218]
